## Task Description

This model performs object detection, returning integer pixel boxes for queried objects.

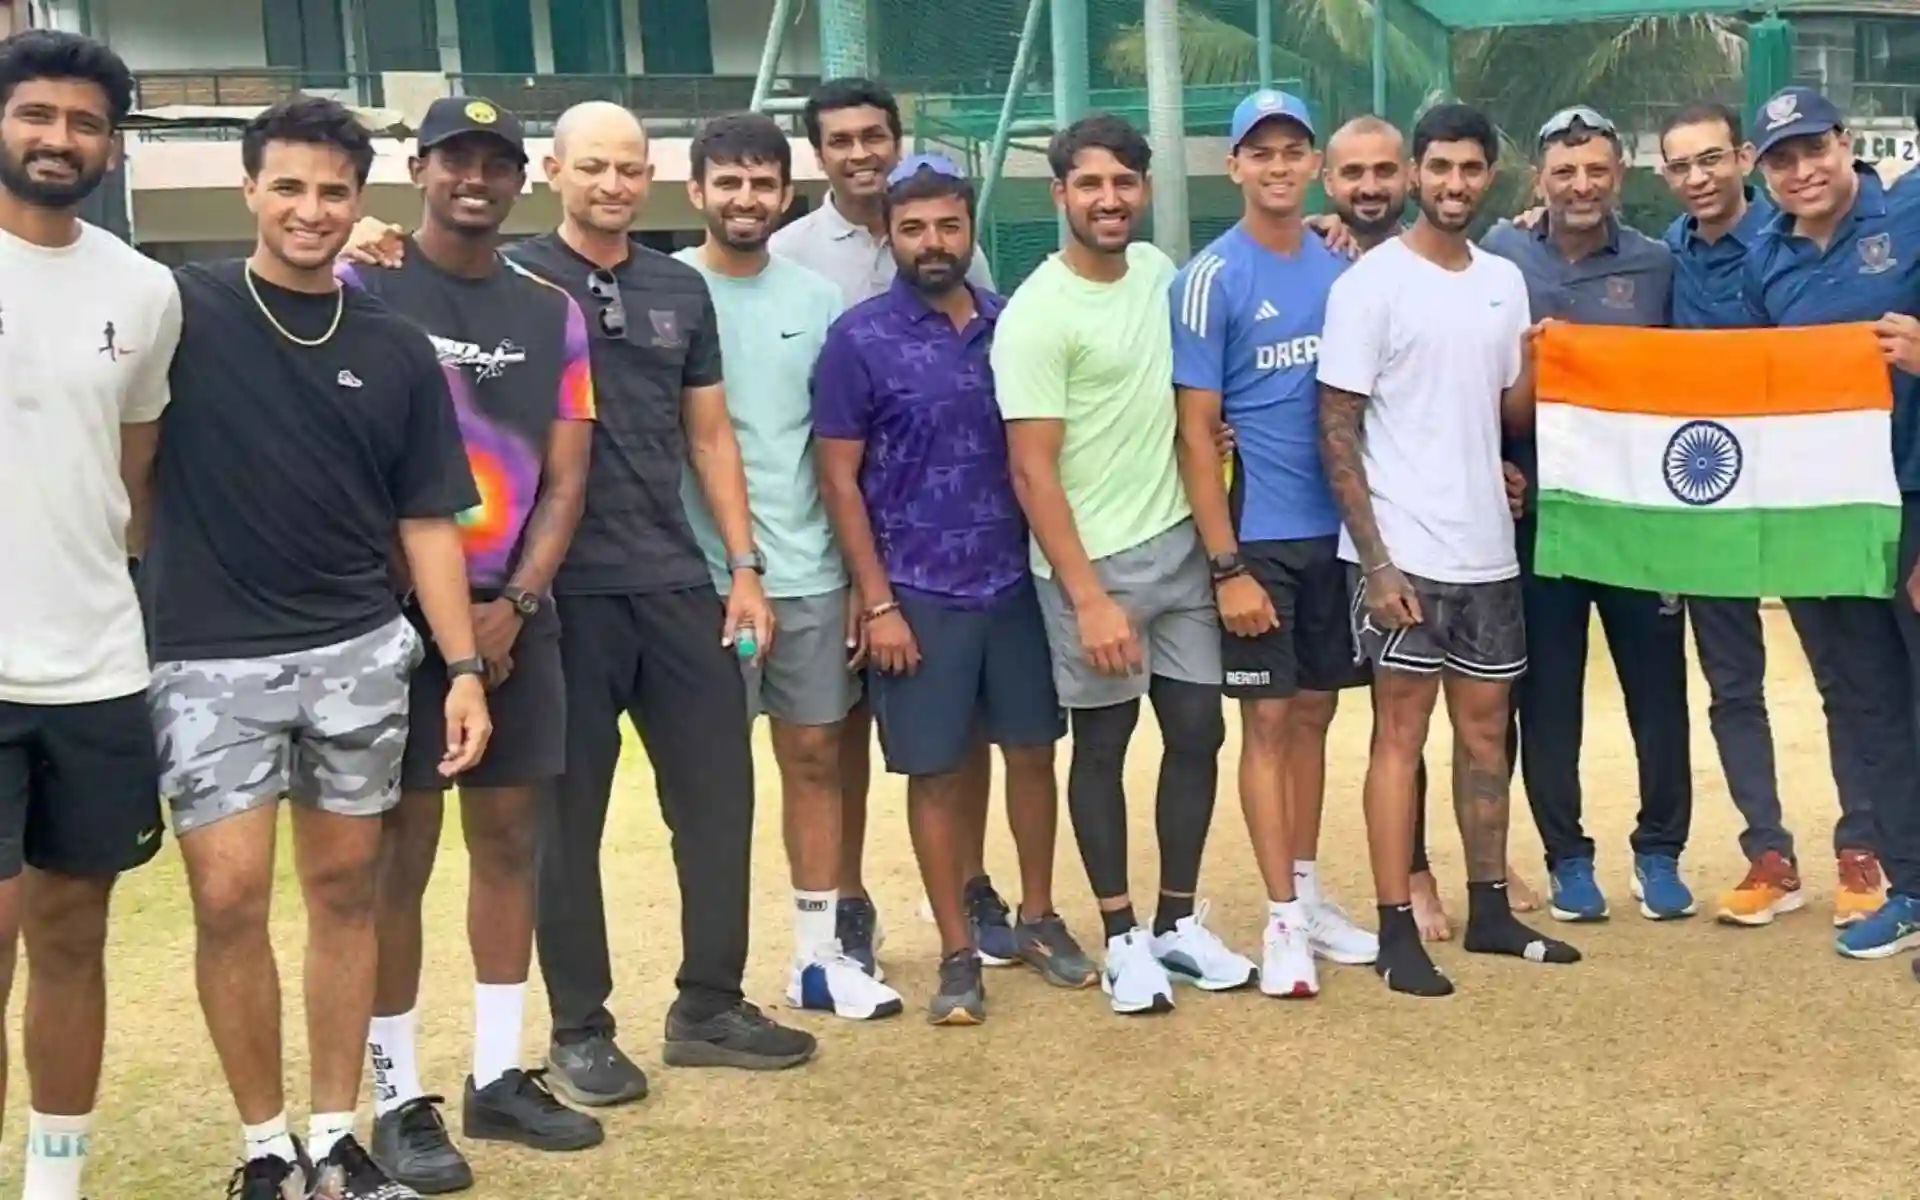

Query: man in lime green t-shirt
[993,112,1250,1018]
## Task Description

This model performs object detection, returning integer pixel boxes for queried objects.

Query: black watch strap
[1209,551,1247,583]
[446,656,487,680]
[501,585,542,616]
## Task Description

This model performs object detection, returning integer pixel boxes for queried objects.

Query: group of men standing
[4,15,1920,1200]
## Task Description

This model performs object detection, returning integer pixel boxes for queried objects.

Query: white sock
[1269,898,1308,926]
[23,1110,90,1200]
[308,1111,355,1162]
[472,981,527,1090]
[794,888,837,962]
[368,1009,423,1117]
[1293,860,1322,906]
[241,1113,298,1165]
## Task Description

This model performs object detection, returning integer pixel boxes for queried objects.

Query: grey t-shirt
[770,193,994,306]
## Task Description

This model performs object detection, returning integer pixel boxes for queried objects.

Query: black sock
[1463,881,1582,964]
[1153,892,1194,935]
[1100,905,1139,942]
[1374,905,1454,997]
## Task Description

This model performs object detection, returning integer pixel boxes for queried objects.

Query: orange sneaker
[1714,851,1804,926]
[1835,850,1886,927]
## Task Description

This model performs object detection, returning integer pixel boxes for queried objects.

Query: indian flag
[1533,323,1901,599]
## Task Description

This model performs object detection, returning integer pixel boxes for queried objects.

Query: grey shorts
[1035,520,1223,709]
[743,588,861,727]
[150,616,424,837]
[1347,566,1528,681]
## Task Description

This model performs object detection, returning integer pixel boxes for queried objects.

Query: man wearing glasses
[1480,106,1695,925]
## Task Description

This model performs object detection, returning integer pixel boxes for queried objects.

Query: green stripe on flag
[1533,492,1901,599]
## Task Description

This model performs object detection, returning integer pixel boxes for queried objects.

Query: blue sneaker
[1836,893,1920,959]
[966,878,1020,966]
[1630,853,1696,920]
[1548,857,1610,922]
[835,896,885,981]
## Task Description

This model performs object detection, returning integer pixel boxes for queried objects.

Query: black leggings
[1067,677,1225,901]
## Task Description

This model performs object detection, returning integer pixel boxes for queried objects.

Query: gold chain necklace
[245,264,344,348]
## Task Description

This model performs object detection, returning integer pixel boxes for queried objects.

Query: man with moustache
[772,77,1016,979]
[1738,86,1920,963]
[1319,102,1578,998]
[673,111,905,1023]
[1171,91,1372,1001]
[997,113,1251,1016]
[338,96,602,1192]
[815,154,1094,1025]
[1480,107,1694,926]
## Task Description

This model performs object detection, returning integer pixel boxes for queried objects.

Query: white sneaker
[1101,928,1175,1015]
[786,943,906,1020]
[1150,900,1258,991]
[1306,900,1380,965]
[1261,909,1320,998]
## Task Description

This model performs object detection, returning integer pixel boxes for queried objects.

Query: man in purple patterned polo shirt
[813,156,1097,1024]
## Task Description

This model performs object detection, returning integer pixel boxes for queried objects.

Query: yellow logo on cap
[465,101,499,125]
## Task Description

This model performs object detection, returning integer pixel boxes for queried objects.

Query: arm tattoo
[1450,744,1512,884]
[1318,384,1389,568]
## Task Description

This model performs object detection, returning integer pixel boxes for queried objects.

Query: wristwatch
[446,656,487,681]
[727,548,767,575]
[1209,551,1247,583]
[501,585,542,617]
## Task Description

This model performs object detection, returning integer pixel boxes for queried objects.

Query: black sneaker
[661,1000,818,1070]
[835,896,883,978]
[225,1137,311,1200]
[464,1069,604,1152]
[370,1096,471,1195]
[312,1133,422,1199]
[544,1033,649,1107]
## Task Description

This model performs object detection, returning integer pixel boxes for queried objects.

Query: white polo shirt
[769,192,995,305]
[0,223,181,704]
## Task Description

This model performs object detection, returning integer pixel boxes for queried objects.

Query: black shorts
[867,582,1066,778]
[0,694,164,880]
[1223,537,1370,699]
[1348,566,1528,681]
[401,602,566,791]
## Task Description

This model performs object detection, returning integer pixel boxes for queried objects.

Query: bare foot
[1409,871,1454,942]
[1507,866,1543,913]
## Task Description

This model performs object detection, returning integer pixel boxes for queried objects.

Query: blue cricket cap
[887,153,965,187]
[1753,86,1844,156]
[1230,90,1316,150]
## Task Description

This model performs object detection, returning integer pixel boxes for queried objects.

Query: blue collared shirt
[1663,187,1776,329]
[1744,164,1920,489]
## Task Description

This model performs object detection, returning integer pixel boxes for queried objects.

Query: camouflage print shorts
[149,616,425,837]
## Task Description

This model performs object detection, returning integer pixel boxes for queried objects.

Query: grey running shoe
[545,1034,649,1107]
[662,1000,817,1070]
[370,1096,472,1195]
[311,1133,421,1199]
[1015,912,1099,988]
[464,1069,604,1152]
[928,949,987,1026]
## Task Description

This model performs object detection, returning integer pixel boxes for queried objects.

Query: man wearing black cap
[342,96,603,1192]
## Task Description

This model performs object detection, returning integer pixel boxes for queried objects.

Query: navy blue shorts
[867,582,1066,777]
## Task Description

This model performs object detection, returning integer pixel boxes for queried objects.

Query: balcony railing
[449,73,819,131]
[133,69,383,111]
[1852,81,1920,120]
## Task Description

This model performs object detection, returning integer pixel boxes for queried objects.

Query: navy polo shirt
[1743,165,1920,490]
[1664,187,1776,329]
[1481,216,1676,522]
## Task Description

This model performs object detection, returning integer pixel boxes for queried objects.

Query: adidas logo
[1254,299,1279,321]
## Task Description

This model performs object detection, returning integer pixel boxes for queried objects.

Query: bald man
[349,101,817,1104]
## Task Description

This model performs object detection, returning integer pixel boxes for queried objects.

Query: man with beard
[340,96,602,1193]
[996,113,1251,1016]
[1481,108,1693,926]
[673,111,905,1022]
[771,77,1018,980]
[0,30,177,1200]
[815,155,1095,1025]
[1171,91,1372,1000]
[141,97,491,1199]
[1318,102,1579,998]
[1739,86,1920,963]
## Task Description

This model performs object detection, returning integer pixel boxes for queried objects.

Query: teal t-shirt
[674,249,847,598]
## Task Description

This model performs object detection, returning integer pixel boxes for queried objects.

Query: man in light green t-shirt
[994,113,1249,1018]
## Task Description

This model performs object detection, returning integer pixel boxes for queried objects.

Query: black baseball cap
[417,96,527,162]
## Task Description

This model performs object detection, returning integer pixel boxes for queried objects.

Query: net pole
[1050,0,1089,247]
[1371,0,1388,115]
[819,0,871,77]
[977,0,1048,223]
[1144,0,1189,263]
[749,0,796,111]
[1257,0,1273,90]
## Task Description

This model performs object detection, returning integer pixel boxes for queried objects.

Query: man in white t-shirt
[0,30,182,1200]
[1315,102,1577,999]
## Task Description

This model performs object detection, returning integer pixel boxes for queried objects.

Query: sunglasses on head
[1538,106,1617,147]
[886,153,966,188]
[587,269,626,339]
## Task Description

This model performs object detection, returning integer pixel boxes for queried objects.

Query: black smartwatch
[727,548,767,575]
[1209,551,1247,583]
[446,656,487,681]
[501,585,542,617]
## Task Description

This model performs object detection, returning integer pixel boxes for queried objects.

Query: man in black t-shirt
[338,98,601,1192]
[138,98,489,1200]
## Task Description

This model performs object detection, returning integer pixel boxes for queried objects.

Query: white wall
[92,0,268,69]
[705,0,819,76]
